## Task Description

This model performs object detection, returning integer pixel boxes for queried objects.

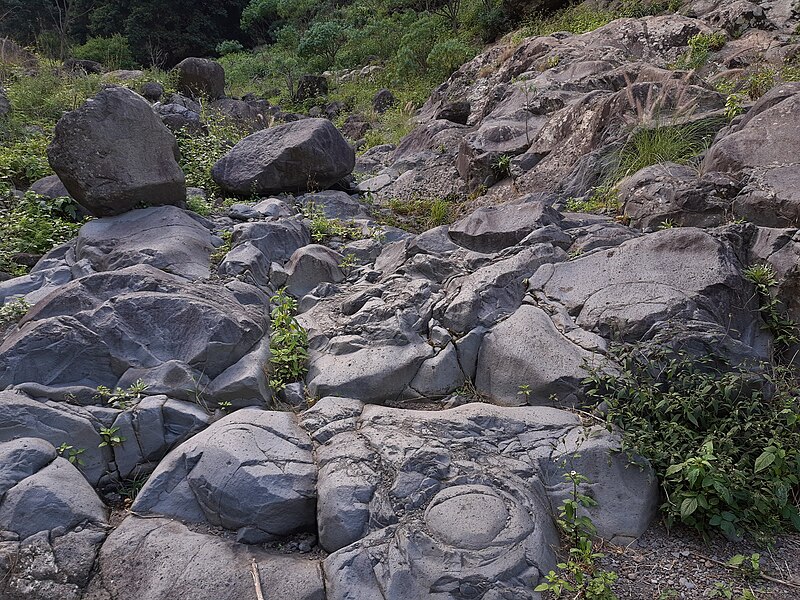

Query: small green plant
[57,443,86,466]
[724,93,745,120]
[709,582,734,598]
[175,112,249,197]
[118,474,148,502]
[492,153,512,178]
[745,67,776,100]
[210,229,233,264]
[98,426,126,448]
[303,203,365,243]
[673,32,727,70]
[565,186,620,214]
[744,263,799,358]
[726,554,761,581]
[535,470,618,599]
[268,289,309,393]
[659,219,677,229]
[378,195,458,232]
[94,380,149,409]
[218,400,233,413]
[517,383,532,401]
[186,194,212,216]
[0,297,30,326]
[338,253,359,277]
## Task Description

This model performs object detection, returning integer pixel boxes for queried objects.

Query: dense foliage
[585,346,800,541]
[0,191,85,275]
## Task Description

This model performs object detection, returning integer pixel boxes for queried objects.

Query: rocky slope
[1,2,799,598]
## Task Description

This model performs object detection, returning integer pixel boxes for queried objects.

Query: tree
[430,0,462,30]
[297,21,348,70]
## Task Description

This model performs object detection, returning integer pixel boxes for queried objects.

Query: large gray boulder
[0,441,108,539]
[301,400,658,597]
[131,409,316,543]
[533,227,758,343]
[212,118,355,195]
[286,244,345,298]
[476,304,603,405]
[173,57,226,100]
[0,390,107,485]
[75,206,217,280]
[448,200,562,253]
[47,86,186,216]
[0,266,268,406]
[89,517,325,600]
[704,83,800,227]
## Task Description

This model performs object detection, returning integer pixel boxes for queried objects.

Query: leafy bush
[268,289,309,392]
[216,40,245,56]
[72,34,136,70]
[0,191,85,275]
[186,194,212,216]
[426,37,475,79]
[298,21,348,71]
[176,113,248,197]
[673,32,726,70]
[0,297,30,326]
[0,129,52,187]
[585,346,800,540]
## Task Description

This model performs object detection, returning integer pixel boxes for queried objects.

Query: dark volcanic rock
[47,86,186,217]
[212,118,355,195]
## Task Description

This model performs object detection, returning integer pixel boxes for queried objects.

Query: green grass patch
[372,195,461,233]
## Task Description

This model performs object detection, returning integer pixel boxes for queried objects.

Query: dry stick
[690,551,800,590]
[251,558,265,600]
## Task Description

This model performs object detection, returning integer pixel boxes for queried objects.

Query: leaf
[726,554,745,567]
[754,451,775,473]
[665,464,683,477]
[680,497,698,519]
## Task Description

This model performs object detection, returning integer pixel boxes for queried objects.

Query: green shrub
[176,113,248,197]
[268,289,309,392]
[0,297,30,326]
[186,194,212,216]
[585,346,800,540]
[0,130,52,187]
[426,37,475,79]
[673,32,726,70]
[216,40,245,56]
[72,34,136,70]
[0,191,86,275]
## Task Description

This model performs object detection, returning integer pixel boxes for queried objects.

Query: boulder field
[1,3,799,599]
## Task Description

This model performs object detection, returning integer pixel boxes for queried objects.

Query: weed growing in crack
[268,289,309,393]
